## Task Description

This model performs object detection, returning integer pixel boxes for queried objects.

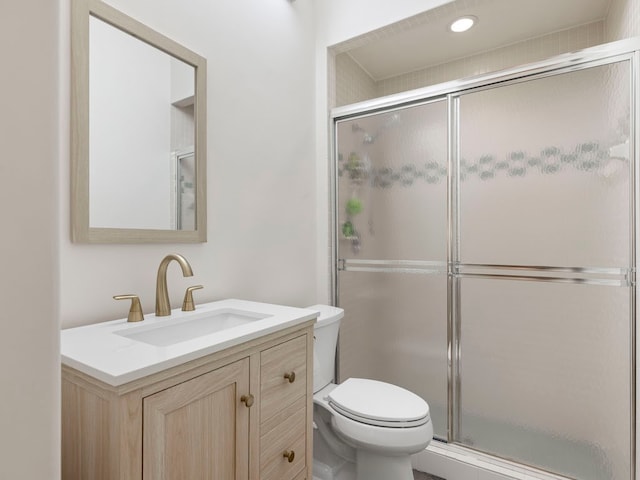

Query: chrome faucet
[155,253,194,316]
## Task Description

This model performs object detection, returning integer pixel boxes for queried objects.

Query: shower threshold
[413,441,584,480]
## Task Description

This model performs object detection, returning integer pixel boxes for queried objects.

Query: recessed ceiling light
[450,15,477,33]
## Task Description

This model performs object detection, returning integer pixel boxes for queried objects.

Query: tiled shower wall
[606,0,640,42]
[334,21,606,106]
[331,0,640,107]
[335,53,377,107]
[377,21,604,96]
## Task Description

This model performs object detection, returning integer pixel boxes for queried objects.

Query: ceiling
[347,0,612,80]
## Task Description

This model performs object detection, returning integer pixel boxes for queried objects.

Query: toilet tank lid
[306,304,344,324]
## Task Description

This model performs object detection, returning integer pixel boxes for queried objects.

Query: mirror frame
[71,0,207,243]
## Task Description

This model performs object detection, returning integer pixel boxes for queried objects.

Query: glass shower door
[333,49,635,480]
[454,59,633,480]
[335,99,449,438]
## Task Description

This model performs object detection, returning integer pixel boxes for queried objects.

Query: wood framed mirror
[71,0,207,243]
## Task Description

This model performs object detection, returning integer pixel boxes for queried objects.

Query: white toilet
[309,304,433,480]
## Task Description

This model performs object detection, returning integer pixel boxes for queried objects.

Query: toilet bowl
[309,305,433,480]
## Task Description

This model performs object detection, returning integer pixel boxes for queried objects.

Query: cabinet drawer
[260,335,306,422]
[260,399,306,480]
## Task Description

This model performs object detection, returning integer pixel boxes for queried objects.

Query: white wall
[317,0,453,48]
[60,0,318,328]
[606,0,640,41]
[0,1,60,478]
[90,16,172,229]
[170,58,195,105]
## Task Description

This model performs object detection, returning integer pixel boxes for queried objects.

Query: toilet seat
[328,378,430,428]
[314,380,433,461]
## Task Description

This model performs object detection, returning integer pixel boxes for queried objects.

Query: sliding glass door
[335,100,449,438]
[334,50,635,480]
[452,59,633,479]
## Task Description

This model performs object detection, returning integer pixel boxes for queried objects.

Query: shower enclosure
[332,40,638,480]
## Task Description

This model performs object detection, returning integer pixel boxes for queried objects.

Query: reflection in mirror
[173,148,196,230]
[71,0,207,243]
[89,16,196,230]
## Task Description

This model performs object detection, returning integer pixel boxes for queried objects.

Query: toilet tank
[307,304,344,393]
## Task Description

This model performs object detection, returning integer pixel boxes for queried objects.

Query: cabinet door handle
[283,371,296,383]
[240,394,254,407]
[283,450,295,463]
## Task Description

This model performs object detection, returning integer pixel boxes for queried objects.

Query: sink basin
[62,299,318,386]
[114,308,272,346]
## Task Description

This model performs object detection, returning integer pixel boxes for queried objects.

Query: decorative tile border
[338,141,617,188]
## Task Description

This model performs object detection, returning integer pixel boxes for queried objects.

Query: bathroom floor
[414,470,445,480]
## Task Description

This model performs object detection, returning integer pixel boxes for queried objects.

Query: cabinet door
[143,358,250,480]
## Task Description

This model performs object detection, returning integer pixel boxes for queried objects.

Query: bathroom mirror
[71,0,207,243]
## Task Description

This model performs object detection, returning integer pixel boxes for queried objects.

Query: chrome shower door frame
[331,37,640,479]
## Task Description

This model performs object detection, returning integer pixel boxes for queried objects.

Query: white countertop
[61,299,319,387]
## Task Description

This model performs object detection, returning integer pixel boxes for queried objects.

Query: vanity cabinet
[62,322,314,480]
[143,358,250,479]
[260,335,308,480]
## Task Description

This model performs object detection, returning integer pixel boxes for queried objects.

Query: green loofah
[342,221,355,237]
[346,198,363,215]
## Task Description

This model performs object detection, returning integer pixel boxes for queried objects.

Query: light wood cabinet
[62,322,314,480]
[143,358,250,480]
[259,336,308,480]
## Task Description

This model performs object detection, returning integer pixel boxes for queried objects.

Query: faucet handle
[182,285,204,312]
[113,295,145,323]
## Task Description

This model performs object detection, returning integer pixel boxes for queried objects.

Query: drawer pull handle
[284,371,296,383]
[283,450,295,463]
[240,394,254,408]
